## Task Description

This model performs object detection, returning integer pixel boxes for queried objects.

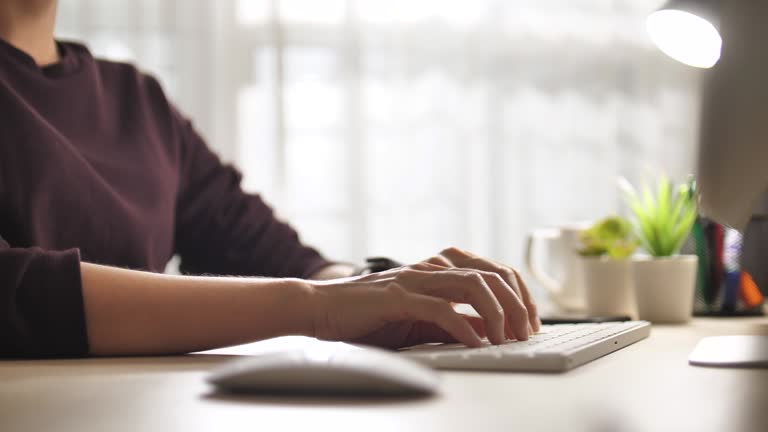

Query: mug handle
[525,229,565,303]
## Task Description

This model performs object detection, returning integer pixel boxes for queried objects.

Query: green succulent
[618,176,697,257]
[578,216,638,259]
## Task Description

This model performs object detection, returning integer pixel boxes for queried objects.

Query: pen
[722,228,741,312]
[712,224,725,308]
[692,218,708,308]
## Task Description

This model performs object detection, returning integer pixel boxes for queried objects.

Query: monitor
[648,0,768,368]
[696,0,768,232]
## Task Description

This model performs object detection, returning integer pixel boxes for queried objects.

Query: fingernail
[473,335,484,348]
[523,324,531,340]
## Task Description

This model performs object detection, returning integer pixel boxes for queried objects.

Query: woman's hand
[424,247,540,334]
[309,248,539,349]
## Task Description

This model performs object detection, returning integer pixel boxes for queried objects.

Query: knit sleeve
[0,236,88,358]
[171,110,331,278]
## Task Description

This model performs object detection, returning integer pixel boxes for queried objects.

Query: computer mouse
[207,343,440,396]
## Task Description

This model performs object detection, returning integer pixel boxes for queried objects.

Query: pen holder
[685,217,766,316]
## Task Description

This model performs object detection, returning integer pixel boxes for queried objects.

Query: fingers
[395,268,528,343]
[410,261,450,271]
[510,268,541,332]
[367,254,537,344]
[424,255,452,267]
[436,247,540,333]
[397,291,484,348]
[438,246,473,263]
[477,263,538,335]
[404,316,489,346]
[472,271,530,341]
[403,270,508,344]
[463,315,488,338]
[323,257,532,348]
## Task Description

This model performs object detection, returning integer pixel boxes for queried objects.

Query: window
[57,0,698,302]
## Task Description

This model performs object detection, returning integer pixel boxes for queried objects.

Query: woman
[0,0,538,358]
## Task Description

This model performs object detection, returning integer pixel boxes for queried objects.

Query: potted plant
[577,216,638,318]
[620,176,698,323]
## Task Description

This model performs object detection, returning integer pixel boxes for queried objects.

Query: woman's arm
[81,262,315,356]
[170,107,331,279]
[81,247,539,356]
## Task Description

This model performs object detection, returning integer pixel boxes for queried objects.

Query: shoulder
[60,41,172,114]
[80,43,183,133]
[62,41,188,152]
[97,61,168,109]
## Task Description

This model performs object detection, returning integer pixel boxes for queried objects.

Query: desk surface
[2,318,768,432]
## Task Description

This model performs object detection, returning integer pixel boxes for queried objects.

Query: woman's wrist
[303,277,349,341]
[267,277,320,338]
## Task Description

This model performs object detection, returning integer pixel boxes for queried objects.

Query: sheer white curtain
[56,0,701,297]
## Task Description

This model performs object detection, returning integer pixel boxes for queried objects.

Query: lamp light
[646,0,722,68]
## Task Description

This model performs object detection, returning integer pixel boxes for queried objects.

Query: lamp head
[646,0,722,68]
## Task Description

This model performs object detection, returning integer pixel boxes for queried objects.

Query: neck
[0,0,58,66]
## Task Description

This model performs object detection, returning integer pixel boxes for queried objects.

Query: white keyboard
[400,321,651,372]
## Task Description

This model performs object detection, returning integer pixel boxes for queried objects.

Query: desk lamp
[647,0,768,367]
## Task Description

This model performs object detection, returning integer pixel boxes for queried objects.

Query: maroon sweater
[0,40,330,358]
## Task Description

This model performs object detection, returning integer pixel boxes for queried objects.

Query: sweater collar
[0,38,82,78]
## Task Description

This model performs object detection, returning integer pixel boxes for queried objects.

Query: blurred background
[56,0,701,300]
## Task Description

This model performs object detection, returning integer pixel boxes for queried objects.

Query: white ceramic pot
[581,257,636,318]
[632,255,698,324]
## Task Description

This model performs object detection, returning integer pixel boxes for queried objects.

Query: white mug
[525,224,590,313]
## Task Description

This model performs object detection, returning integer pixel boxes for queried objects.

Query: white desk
[1,318,767,432]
